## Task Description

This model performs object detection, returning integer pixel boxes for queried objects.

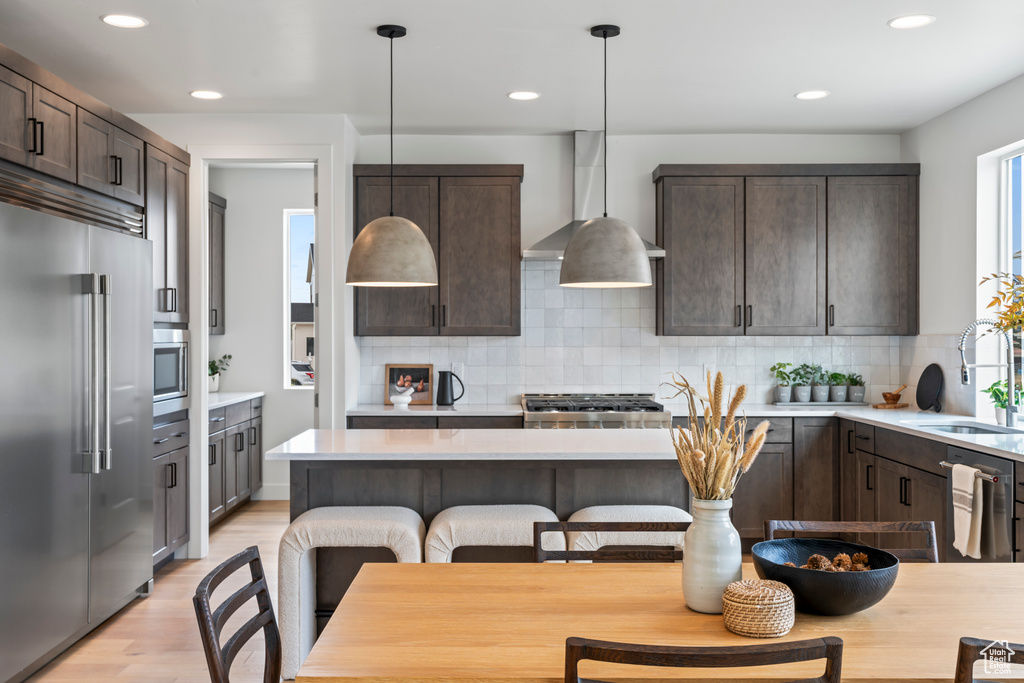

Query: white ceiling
[2,0,1023,136]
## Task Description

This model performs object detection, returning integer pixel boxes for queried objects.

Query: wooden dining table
[296,562,1024,683]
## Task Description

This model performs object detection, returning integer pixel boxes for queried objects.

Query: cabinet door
[1016,501,1023,564]
[152,452,170,558]
[0,65,32,165]
[657,177,744,335]
[235,424,252,502]
[209,194,226,335]
[439,176,521,336]
[904,468,946,562]
[732,443,793,539]
[209,431,226,523]
[166,448,190,553]
[793,417,839,523]
[839,420,857,538]
[827,176,912,334]
[111,127,145,205]
[744,177,826,335]
[77,109,115,196]
[854,450,877,545]
[30,85,76,183]
[249,417,263,492]
[873,456,912,551]
[147,145,190,323]
[354,176,439,335]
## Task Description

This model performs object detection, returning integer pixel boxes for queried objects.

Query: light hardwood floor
[28,500,291,683]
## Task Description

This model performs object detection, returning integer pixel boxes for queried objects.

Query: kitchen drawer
[226,401,250,429]
[209,407,228,433]
[348,416,438,430]
[153,419,189,457]
[251,397,263,420]
[672,416,792,443]
[437,416,523,429]
[874,427,946,478]
[853,422,875,453]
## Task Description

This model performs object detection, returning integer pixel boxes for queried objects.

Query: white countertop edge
[348,404,524,417]
[208,391,266,411]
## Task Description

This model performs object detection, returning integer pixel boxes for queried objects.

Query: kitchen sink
[899,419,1024,435]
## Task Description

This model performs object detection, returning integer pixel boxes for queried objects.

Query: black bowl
[751,538,899,616]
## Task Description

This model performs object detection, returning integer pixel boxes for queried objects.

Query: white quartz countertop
[208,391,265,411]
[348,403,523,417]
[267,427,677,461]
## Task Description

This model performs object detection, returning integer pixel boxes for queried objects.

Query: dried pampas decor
[662,371,770,501]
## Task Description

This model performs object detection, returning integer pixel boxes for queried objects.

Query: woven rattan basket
[722,579,795,638]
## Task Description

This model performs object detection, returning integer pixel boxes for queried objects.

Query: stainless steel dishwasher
[942,447,1016,562]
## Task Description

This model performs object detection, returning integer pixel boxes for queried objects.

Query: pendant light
[560,25,652,289]
[346,25,438,287]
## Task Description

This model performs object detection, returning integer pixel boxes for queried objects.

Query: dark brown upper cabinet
[0,67,77,183]
[827,176,917,335]
[657,177,744,335]
[147,145,189,324]
[353,165,522,337]
[653,164,920,336]
[77,109,145,205]
[209,193,227,335]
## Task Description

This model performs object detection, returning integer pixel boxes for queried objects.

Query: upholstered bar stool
[425,504,566,562]
[565,505,692,561]
[278,506,426,680]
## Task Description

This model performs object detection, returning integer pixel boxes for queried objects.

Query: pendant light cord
[389,31,395,217]
[602,30,608,218]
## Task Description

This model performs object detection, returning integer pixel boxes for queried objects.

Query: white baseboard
[252,483,289,501]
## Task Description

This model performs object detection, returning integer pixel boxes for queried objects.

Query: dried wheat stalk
[662,370,769,501]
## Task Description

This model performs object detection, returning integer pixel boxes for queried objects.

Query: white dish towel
[952,463,984,559]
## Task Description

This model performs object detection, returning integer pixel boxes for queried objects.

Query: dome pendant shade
[558,216,652,288]
[346,216,438,287]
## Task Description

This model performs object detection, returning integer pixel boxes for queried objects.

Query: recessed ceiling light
[507,91,541,101]
[795,90,830,101]
[887,14,936,29]
[100,14,148,28]
[190,90,223,100]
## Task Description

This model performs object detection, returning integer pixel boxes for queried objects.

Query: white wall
[208,167,315,499]
[901,72,1024,334]
[357,132,901,248]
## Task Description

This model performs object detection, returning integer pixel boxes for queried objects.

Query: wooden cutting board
[872,402,909,409]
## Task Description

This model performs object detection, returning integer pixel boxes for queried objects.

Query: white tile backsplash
[357,261,907,406]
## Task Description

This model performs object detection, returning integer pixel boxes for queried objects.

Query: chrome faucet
[959,318,1017,426]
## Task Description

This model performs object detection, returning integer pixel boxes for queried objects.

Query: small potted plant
[828,372,848,403]
[847,373,866,403]
[809,365,830,402]
[209,354,232,393]
[981,379,1022,425]
[770,362,794,403]
[791,364,812,402]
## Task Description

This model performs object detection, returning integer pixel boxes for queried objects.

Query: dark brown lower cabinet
[347,415,523,429]
[153,447,189,564]
[209,429,227,524]
[1016,501,1023,563]
[793,417,839,522]
[732,443,793,540]
[250,417,263,492]
[233,425,252,505]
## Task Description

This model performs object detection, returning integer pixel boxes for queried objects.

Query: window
[998,152,1023,396]
[285,209,315,388]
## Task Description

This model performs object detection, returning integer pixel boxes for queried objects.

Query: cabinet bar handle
[171,432,187,438]
[27,117,37,153]
[250,426,257,446]
[431,304,435,327]
[110,155,118,184]
[442,304,447,327]
[35,120,44,156]
[209,444,216,466]
[898,476,905,505]
[735,304,741,327]
[746,305,752,327]
[153,437,170,445]
[211,308,218,328]
[847,431,853,453]
[116,156,123,186]
[829,304,835,327]
[210,416,225,423]
[235,432,244,452]
[904,477,912,507]
[866,464,873,491]
[856,434,869,441]
[168,462,176,489]
[1014,517,1020,554]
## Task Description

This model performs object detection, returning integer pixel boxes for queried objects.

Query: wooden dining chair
[954,637,1024,683]
[565,636,844,683]
[763,520,939,563]
[533,521,690,562]
[193,545,282,683]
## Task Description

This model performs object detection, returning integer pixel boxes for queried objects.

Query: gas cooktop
[521,394,670,428]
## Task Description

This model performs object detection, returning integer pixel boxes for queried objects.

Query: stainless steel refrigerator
[0,191,153,683]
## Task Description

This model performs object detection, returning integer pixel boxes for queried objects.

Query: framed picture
[385,364,433,405]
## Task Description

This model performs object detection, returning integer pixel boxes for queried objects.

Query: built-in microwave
[154,329,188,416]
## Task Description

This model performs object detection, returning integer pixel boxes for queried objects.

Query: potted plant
[663,371,770,614]
[791,364,812,402]
[769,362,794,403]
[981,379,1022,425]
[847,373,866,402]
[809,364,830,402]
[209,354,232,393]
[827,372,848,403]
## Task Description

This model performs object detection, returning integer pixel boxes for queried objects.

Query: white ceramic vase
[681,498,742,614]
[995,407,1006,425]
[208,373,220,393]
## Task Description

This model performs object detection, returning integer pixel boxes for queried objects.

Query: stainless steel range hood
[522,130,665,261]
